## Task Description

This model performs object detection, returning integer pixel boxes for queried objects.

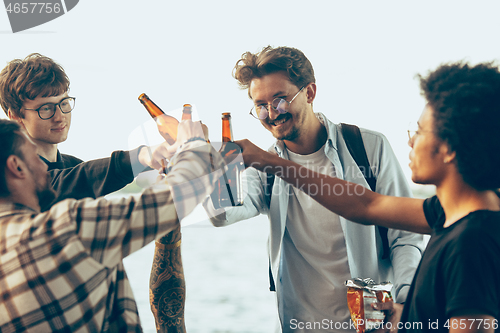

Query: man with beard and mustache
[0,118,224,332]
[203,46,427,333]
[233,60,500,333]
[0,53,187,332]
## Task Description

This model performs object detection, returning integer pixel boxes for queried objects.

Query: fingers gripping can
[345,278,393,333]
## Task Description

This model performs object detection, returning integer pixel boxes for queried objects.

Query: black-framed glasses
[250,87,305,120]
[24,97,76,120]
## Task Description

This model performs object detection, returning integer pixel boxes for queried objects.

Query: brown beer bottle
[216,112,244,207]
[138,93,179,145]
[181,104,193,120]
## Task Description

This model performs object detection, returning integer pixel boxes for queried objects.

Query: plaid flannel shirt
[43,148,144,333]
[0,141,223,332]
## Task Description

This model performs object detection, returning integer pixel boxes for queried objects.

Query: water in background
[121,185,435,333]
[123,216,278,333]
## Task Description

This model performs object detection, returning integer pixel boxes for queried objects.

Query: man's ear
[7,109,16,120]
[305,83,317,104]
[440,143,456,164]
[8,109,26,129]
[5,155,26,179]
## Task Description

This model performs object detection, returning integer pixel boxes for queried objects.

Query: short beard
[275,126,300,142]
[267,114,301,142]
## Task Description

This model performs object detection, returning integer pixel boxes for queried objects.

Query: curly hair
[0,120,25,197]
[0,53,69,118]
[418,61,500,190]
[233,46,315,97]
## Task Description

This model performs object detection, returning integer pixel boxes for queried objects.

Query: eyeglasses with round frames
[249,86,305,120]
[24,97,76,120]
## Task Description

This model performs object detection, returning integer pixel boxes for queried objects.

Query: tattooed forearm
[149,225,186,333]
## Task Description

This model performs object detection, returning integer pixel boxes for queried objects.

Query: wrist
[156,225,182,246]
[185,136,206,144]
[155,239,181,250]
[261,152,279,173]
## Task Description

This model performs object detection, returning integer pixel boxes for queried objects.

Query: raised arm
[149,225,186,332]
[148,121,219,333]
[67,137,225,269]
[236,139,432,234]
[46,140,192,211]
[47,146,147,208]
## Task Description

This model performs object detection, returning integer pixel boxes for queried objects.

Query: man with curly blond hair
[205,46,427,332]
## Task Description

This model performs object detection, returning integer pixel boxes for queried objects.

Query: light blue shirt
[205,113,427,331]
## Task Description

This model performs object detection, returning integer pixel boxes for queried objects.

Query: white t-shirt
[281,146,354,332]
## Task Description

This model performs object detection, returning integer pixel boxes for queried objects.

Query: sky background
[2,0,500,188]
[2,1,500,331]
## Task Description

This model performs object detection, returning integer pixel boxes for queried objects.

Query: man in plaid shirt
[0,119,223,332]
[0,53,197,332]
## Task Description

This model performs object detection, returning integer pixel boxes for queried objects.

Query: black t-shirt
[399,195,500,332]
[40,151,84,170]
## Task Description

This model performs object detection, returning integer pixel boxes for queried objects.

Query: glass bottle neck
[222,118,233,142]
[140,97,165,118]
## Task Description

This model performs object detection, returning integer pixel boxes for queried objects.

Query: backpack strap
[265,172,275,208]
[340,123,390,260]
[266,173,276,291]
[268,258,276,292]
[340,123,376,190]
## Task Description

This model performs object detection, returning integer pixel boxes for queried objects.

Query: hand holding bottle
[231,139,268,170]
[208,112,245,208]
[138,120,207,171]
[138,93,179,145]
